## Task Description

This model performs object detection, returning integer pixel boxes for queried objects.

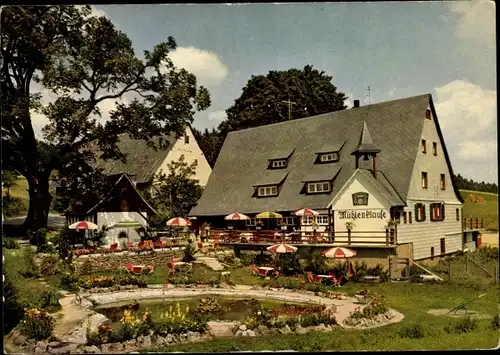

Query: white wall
[97,212,147,248]
[397,201,463,260]
[330,172,391,244]
[155,126,212,187]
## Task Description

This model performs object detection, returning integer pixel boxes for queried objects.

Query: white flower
[257,311,261,315]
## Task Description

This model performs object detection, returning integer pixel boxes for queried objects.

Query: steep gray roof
[191,94,445,216]
[351,121,381,155]
[357,169,405,206]
[90,134,177,184]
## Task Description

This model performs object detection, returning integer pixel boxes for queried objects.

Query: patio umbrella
[266,243,297,254]
[293,208,319,216]
[167,217,191,227]
[256,211,283,219]
[68,220,99,230]
[225,212,250,220]
[110,220,143,229]
[322,246,357,258]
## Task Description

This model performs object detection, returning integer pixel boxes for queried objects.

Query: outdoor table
[258,266,275,276]
[316,274,333,279]
[132,265,145,274]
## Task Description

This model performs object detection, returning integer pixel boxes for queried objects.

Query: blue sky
[33,2,496,183]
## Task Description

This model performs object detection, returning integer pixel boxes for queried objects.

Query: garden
[3,228,499,353]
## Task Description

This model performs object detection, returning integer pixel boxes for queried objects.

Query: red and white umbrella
[224,212,250,220]
[322,247,357,258]
[294,208,319,216]
[68,220,99,230]
[167,217,191,227]
[266,243,298,254]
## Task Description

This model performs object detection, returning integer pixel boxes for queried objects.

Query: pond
[94,296,307,328]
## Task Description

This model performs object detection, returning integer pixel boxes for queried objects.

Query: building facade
[190,94,464,261]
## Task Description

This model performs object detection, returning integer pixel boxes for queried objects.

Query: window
[302,216,314,225]
[307,182,331,193]
[317,215,329,225]
[403,212,407,224]
[440,238,446,254]
[421,172,428,189]
[184,134,190,144]
[430,203,445,221]
[426,109,431,120]
[421,139,427,153]
[257,186,278,197]
[283,217,296,225]
[415,203,426,222]
[246,218,261,226]
[319,152,340,163]
[430,247,435,259]
[440,174,446,190]
[456,208,460,221]
[432,142,437,156]
[409,211,412,224]
[271,159,287,168]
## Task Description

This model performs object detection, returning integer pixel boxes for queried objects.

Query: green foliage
[397,323,425,339]
[1,196,28,217]
[19,248,40,278]
[445,316,478,334]
[52,227,74,264]
[2,236,20,249]
[19,308,55,341]
[239,253,255,267]
[490,313,500,330]
[349,295,388,320]
[1,5,210,231]
[196,297,222,314]
[39,254,60,276]
[182,244,196,262]
[475,246,499,261]
[303,250,329,274]
[77,274,147,289]
[274,253,302,275]
[455,174,497,194]
[366,264,390,282]
[147,155,204,228]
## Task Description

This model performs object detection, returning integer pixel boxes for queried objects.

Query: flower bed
[78,275,147,290]
[343,294,396,327]
[18,308,55,341]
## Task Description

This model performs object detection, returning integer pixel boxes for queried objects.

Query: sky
[31,1,497,183]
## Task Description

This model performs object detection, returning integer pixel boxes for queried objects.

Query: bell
[363,154,369,161]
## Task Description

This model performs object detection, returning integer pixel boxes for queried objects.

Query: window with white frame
[283,217,296,225]
[271,159,287,168]
[246,218,262,226]
[317,215,329,225]
[307,181,331,193]
[319,152,340,163]
[302,216,314,225]
[257,186,278,196]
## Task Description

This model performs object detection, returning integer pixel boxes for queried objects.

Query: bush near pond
[18,308,55,341]
[78,274,147,289]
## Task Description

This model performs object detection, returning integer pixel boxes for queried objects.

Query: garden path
[51,292,93,344]
[194,256,225,271]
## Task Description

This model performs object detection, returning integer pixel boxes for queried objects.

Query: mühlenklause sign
[338,210,387,220]
[352,192,369,206]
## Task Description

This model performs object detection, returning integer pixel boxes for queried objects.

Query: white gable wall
[155,126,212,186]
[330,171,392,244]
[399,104,463,260]
[97,211,147,248]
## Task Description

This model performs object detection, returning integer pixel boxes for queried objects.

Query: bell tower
[351,121,381,178]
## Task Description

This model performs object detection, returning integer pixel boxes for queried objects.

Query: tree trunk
[23,176,53,232]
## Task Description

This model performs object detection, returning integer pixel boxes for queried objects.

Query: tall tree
[146,155,203,228]
[1,6,210,231]
[196,65,348,167]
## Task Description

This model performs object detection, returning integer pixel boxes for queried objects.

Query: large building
[190,94,464,261]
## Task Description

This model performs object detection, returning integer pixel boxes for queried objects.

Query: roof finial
[351,121,381,156]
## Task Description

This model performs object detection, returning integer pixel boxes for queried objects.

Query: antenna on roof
[281,97,297,120]
[367,86,371,105]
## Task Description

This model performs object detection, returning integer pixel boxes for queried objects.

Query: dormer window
[319,152,340,163]
[257,185,278,197]
[271,159,287,168]
[307,181,331,194]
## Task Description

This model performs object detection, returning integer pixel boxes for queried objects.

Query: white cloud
[208,110,227,122]
[448,1,495,45]
[344,93,354,108]
[167,47,229,87]
[434,80,497,182]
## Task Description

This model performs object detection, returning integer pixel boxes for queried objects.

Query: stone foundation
[73,250,184,271]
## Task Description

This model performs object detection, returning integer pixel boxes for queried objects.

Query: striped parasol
[266,243,298,254]
[225,212,250,220]
[166,217,192,227]
[322,247,357,258]
[294,208,319,216]
[69,220,99,230]
[256,211,283,219]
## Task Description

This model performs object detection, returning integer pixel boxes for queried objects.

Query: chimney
[353,100,360,108]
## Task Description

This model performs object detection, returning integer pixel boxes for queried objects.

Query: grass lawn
[460,189,498,231]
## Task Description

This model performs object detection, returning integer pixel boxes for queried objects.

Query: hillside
[460,189,498,231]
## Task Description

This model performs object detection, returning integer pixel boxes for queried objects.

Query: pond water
[95,296,303,327]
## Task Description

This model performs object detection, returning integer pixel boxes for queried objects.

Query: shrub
[196,297,222,314]
[153,302,208,335]
[366,264,390,282]
[445,316,478,333]
[182,244,196,262]
[240,253,255,266]
[2,196,28,217]
[476,246,499,261]
[87,324,114,345]
[52,227,74,264]
[20,248,39,278]
[2,236,20,249]
[398,323,425,339]
[39,255,60,276]
[349,261,368,282]
[77,258,95,276]
[491,313,500,330]
[30,228,48,248]
[303,250,329,274]
[78,275,116,289]
[18,308,55,340]
[274,253,302,275]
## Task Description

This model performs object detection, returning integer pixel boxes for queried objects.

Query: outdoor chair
[132,266,143,275]
[250,265,259,276]
[142,265,155,275]
[125,264,134,274]
[271,269,284,278]
[109,243,118,253]
[306,272,323,285]
[167,262,177,275]
[326,273,343,287]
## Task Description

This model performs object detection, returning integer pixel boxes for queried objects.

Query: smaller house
[64,173,156,247]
